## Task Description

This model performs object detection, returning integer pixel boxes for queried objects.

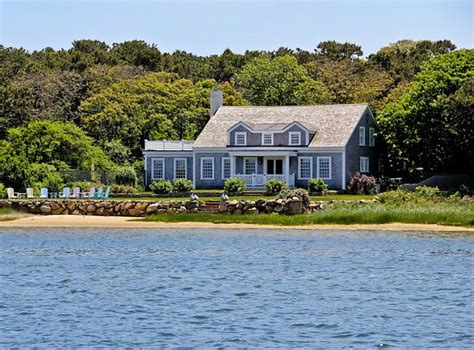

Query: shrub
[0,183,5,199]
[415,186,440,198]
[377,189,415,204]
[27,163,64,192]
[114,166,138,187]
[224,178,246,194]
[308,178,328,194]
[66,181,97,191]
[458,184,471,197]
[377,176,399,192]
[265,179,288,195]
[173,178,193,192]
[109,184,137,194]
[150,180,173,194]
[278,188,311,206]
[348,173,376,194]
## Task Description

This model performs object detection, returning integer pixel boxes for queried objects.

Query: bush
[308,178,328,194]
[378,176,399,192]
[172,178,193,193]
[278,188,311,206]
[150,180,173,194]
[0,183,5,199]
[348,173,376,194]
[114,166,138,187]
[27,163,64,192]
[265,179,288,195]
[109,183,137,194]
[415,186,440,198]
[224,178,246,194]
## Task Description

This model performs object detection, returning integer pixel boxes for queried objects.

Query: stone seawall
[0,197,338,216]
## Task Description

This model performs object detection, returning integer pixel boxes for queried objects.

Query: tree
[111,40,161,71]
[315,41,363,60]
[377,49,473,176]
[236,55,329,105]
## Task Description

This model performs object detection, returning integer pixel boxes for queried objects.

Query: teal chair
[93,187,103,199]
[102,186,110,199]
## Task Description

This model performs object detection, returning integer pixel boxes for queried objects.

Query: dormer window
[289,132,301,146]
[262,133,273,145]
[235,132,247,146]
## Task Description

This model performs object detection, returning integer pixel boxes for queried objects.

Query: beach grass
[142,202,474,227]
[0,207,17,221]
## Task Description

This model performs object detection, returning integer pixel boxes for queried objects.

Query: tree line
[0,39,472,190]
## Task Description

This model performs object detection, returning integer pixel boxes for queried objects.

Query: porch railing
[235,174,295,188]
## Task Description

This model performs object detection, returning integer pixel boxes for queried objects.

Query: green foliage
[0,183,5,199]
[224,178,246,194]
[236,55,329,105]
[172,178,193,192]
[265,179,288,195]
[114,166,138,187]
[377,176,399,192]
[150,180,173,194]
[316,40,363,60]
[348,173,377,194]
[377,186,441,204]
[27,163,64,192]
[109,183,137,194]
[308,178,328,193]
[415,186,440,198]
[377,49,474,176]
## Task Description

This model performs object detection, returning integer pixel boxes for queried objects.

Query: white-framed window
[359,126,366,146]
[298,157,312,180]
[289,132,301,146]
[222,157,231,179]
[317,157,332,180]
[174,158,187,179]
[244,158,257,175]
[369,127,375,147]
[200,157,214,180]
[262,133,273,145]
[235,132,247,146]
[152,158,165,180]
[360,156,369,173]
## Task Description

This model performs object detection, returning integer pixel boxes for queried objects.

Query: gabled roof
[193,104,370,148]
[231,121,317,133]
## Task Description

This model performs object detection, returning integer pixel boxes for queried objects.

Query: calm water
[0,228,473,348]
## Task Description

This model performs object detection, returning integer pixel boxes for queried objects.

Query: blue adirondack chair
[93,187,103,199]
[102,186,110,199]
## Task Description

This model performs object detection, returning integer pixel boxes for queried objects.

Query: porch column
[230,154,235,178]
[285,155,290,185]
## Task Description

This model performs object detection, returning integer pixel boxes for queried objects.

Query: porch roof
[229,150,297,157]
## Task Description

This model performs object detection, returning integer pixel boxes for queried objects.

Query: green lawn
[141,202,474,227]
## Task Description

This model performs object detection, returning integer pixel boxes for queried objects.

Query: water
[0,228,473,348]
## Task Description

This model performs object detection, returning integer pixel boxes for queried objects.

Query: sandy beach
[0,215,472,232]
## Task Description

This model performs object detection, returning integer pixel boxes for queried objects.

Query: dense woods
[0,39,472,189]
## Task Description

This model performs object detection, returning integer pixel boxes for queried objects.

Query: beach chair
[26,188,35,199]
[58,187,71,199]
[40,188,49,199]
[93,187,103,199]
[102,186,110,199]
[6,188,22,199]
[70,187,81,198]
[82,186,95,199]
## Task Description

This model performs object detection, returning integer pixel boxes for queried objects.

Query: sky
[0,0,472,56]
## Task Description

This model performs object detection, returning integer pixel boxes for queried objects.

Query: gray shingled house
[143,87,377,190]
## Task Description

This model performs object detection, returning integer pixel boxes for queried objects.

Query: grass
[141,202,474,227]
[0,207,17,221]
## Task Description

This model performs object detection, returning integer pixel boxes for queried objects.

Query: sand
[0,215,472,232]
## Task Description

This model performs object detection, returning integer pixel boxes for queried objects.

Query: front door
[266,159,283,175]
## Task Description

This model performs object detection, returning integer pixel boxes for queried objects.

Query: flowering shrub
[348,173,376,194]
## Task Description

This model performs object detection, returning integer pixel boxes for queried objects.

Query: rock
[146,203,160,214]
[128,208,144,217]
[218,202,227,213]
[286,200,303,215]
[189,208,199,213]
[67,202,77,211]
[39,205,52,214]
[265,205,274,213]
[72,209,81,215]
[157,209,167,214]
[86,205,96,213]
[123,202,134,210]
[246,207,258,215]
[51,202,61,210]
[178,206,187,213]
[274,205,284,213]
[135,202,149,211]
[167,208,176,214]
[234,209,242,215]
[185,200,199,210]
[52,208,64,215]
[96,208,105,216]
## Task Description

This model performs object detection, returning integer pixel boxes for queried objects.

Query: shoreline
[0,215,473,232]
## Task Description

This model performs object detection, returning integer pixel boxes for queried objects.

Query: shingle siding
[295,153,343,190]
[144,153,193,186]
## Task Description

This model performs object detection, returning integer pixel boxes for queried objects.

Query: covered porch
[229,151,297,188]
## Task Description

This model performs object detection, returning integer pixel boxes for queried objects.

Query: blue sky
[1,0,472,56]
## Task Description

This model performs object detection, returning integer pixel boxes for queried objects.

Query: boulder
[52,208,64,215]
[39,205,52,214]
[96,208,105,216]
[246,207,258,215]
[86,205,96,213]
[146,203,160,214]
[67,202,77,211]
[178,206,187,213]
[286,200,304,215]
[218,202,228,213]
[135,202,149,211]
[128,208,144,217]
[167,207,177,214]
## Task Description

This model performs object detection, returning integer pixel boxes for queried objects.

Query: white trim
[317,156,332,180]
[151,158,165,180]
[235,132,247,146]
[289,131,301,146]
[243,157,257,175]
[173,158,187,179]
[228,121,253,133]
[369,127,375,147]
[261,132,274,146]
[200,157,215,180]
[192,153,196,187]
[264,157,285,175]
[360,156,369,173]
[143,151,193,157]
[298,156,313,180]
[359,126,366,146]
[193,147,345,152]
[222,157,231,180]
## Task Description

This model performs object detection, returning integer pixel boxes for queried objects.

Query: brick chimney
[210,83,223,116]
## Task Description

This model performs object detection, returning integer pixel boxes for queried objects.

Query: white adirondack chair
[26,188,35,199]
[82,186,95,199]
[7,188,19,199]
[40,188,49,199]
[58,187,71,198]
[70,187,81,198]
